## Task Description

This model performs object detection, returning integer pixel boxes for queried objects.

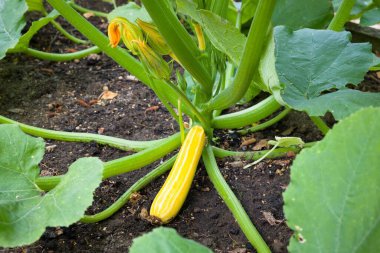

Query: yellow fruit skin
[150,125,206,223]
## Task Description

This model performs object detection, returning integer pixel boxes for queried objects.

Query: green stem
[310,116,330,135]
[155,80,211,129]
[212,96,281,129]
[237,108,291,135]
[81,155,177,223]
[36,133,181,190]
[212,144,308,160]
[69,1,108,18]
[47,0,150,84]
[202,145,271,253]
[11,46,101,61]
[207,0,276,110]
[51,20,88,44]
[328,0,356,31]
[0,115,167,151]
[140,0,213,93]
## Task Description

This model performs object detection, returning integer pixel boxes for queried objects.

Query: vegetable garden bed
[1,0,380,252]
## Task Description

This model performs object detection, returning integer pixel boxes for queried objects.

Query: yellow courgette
[150,125,206,223]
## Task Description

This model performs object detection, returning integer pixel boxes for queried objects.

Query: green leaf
[254,31,285,104]
[274,26,373,116]
[0,125,103,247]
[360,7,380,26]
[176,1,246,66]
[0,0,28,59]
[13,10,59,50]
[370,55,380,71]
[333,0,372,15]
[107,2,151,23]
[198,10,246,66]
[130,227,213,253]
[26,0,45,13]
[273,0,334,29]
[290,89,380,120]
[284,107,380,253]
[176,0,201,23]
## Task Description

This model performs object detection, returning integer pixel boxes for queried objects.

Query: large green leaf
[0,0,28,59]
[284,107,380,253]
[130,227,213,253]
[360,7,380,26]
[0,125,103,247]
[107,2,151,23]
[290,89,380,120]
[273,0,333,29]
[333,0,372,15]
[274,26,373,117]
[13,10,59,50]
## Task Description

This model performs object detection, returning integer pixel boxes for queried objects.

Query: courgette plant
[1,0,380,252]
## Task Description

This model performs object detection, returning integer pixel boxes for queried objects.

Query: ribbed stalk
[36,133,182,190]
[140,0,213,93]
[237,108,291,135]
[328,0,356,31]
[212,96,281,129]
[0,115,169,151]
[19,46,100,61]
[202,145,271,253]
[207,0,276,110]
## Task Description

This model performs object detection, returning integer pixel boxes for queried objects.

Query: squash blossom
[136,19,171,56]
[107,17,143,55]
[107,18,123,48]
[133,40,171,80]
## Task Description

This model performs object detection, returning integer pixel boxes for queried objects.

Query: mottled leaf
[130,227,213,253]
[0,125,103,247]
[0,0,28,59]
[284,107,380,253]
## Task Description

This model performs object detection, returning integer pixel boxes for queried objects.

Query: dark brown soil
[1,2,379,253]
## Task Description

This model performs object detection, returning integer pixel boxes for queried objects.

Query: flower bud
[121,19,144,55]
[133,40,171,80]
[136,19,171,55]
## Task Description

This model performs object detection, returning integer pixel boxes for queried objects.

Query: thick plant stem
[69,1,108,18]
[140,0,213,93]
[328,0,356,31]
[310,116,330,135]
[202,145,271,253]
[47,0,150,84]
[212,96,281,129]
[207,0,276,110]
[36,133,181,190]
[51,20,88,44]
[81,155,177,223]
[0,115,168,151]
[19,46,100,61]
[237,108,291,135]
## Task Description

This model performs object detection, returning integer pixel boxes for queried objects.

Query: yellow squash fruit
[150,125,206,223]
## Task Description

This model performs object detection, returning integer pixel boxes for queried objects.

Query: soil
[0,2,379,253]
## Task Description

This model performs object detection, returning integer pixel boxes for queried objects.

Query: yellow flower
[107,19,122,48]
